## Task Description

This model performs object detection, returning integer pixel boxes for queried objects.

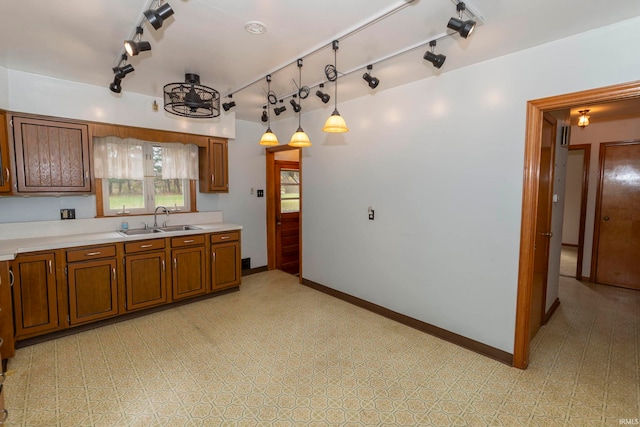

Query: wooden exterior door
[593,141,640,290]
[276,161,300,275]
[530,113,556,339]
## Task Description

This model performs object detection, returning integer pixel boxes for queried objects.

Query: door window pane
[280,170,300,213]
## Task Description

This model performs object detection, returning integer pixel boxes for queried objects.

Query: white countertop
[0,212,241,261]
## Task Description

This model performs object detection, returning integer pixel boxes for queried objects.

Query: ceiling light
[274,100,286,116]
[424,40,446,69]
[109,54,133,93]
[109,77,122,94]
[323,40,348,133]
[222,95,236,111]
[578,110,590,129]
[447,2,476,39]
[261,106,268,123]
[163,73,220,118]
[144,2,174,30]
[289,59,311,147]
[290,95,301,113]
[316,84,330,104]
[362,65,379,89]
[244,21,267,35]
[124,26,151,56]
[113,64,134,79]
[260,75,279,146]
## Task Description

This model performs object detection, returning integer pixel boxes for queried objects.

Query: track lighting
[222,95,236,111]
[289,59,311,147]
[113,64,134,79]
[274,100,286,116]
[323,40,348,133]
[316,84,330,104]
[144,1,174,30]
[109,54,133,93]
[290,95,301,113]
[447,2,476,39]
[424,40,446,69]
[124,26,151,56]
[362,65,379,89]
[109,77,122,94]
[260,75,279,146]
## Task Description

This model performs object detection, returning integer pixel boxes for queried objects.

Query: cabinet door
[211,241,241,290]
[67,259,118,325]
[0,262,15,360]
[0,112,11,194]
[125,251,167,311]
[13,253,59,338]
[12,116,90,193]
[171,246,206,300]
[198,137,228,193]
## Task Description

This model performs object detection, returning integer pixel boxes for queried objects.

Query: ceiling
[2,0,640,123]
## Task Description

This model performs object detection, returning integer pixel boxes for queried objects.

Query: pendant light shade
[259,128,279,146]
[323,111,349,133]
[289,126,311,147]
[323,40,349,133]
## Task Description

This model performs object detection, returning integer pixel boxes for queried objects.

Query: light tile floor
[560,246,578,278]
[4,270,639,426]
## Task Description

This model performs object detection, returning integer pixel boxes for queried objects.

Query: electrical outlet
[368,207,375,220]
[60,208,76,220]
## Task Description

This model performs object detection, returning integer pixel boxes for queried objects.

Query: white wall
[569,116,640,277]
[268,16,640,353]
[562,150,584,245]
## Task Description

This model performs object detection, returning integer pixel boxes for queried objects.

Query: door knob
[603,216,610,221]
[541,232,553,237]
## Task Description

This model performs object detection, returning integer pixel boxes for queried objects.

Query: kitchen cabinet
[66,245,118,325]
[12,252,60,339]
[171,235,207,300]
[0,112,11,194]
[198,137,228,193]
[124,239,167,311]
[12,116,91,193]
[0,262,15,364]
[211,231,241,290]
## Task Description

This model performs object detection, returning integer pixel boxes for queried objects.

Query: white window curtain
[93,137,144,179]
[161,143,199,180]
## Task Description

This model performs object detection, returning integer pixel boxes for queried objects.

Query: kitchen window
[94,137,198,216]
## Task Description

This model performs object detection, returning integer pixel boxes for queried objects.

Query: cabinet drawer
[67,245,116,263]
[211,231,239,244]
[125,239,166,254]
[171,235,205,247]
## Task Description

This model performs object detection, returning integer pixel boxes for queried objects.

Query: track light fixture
[260,75,279,146]
[109,78,122,94]
[144,1,174,30]
[124,26,151,56]
[289,59,312,147]
[261,106,268,123]
[323,40,348,133]
[424,40,446,69]
[109,54,134,93]
[447,2,476,39]
[362,65,379,89]
[222,94,236,111]
[290,94,302,113]
[316,84,331,104]
[274,100,286,116]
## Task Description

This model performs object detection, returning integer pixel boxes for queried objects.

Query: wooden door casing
[125,251,168,311]
[171,246,206,300]
[530,112,556,340]
[12,116,90,193]
[592,141,640,290]
[13,253,59,338]
[67,259,118,325]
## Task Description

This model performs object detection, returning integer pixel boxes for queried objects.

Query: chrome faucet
[153,205,169,228]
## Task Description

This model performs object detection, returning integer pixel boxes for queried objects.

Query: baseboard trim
[242,266,268,276]
[301,278,514,366]
[16,287,239,349]
[543,298,560,325]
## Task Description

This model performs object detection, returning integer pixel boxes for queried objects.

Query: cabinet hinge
[64,267,68,275]
[9,119,13,127]
[67,315,70,322]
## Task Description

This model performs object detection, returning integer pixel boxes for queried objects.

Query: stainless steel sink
[117,228,164,236]
[158,225,201,232]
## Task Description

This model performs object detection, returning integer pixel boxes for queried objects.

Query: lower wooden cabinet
[0,262,15,361]
[124,249,167,311]
[211,231,241,290]
[171,235,207,300]
[67,257,118,325]
[12,252,59,339]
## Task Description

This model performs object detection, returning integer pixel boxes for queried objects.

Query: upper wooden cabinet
[199,137,228,193]
[12,116,91,193]
[0,112,11,193]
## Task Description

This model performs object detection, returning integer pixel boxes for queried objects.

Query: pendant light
[323,40,349,133]
[259,75,279,146]
[289,59,312,147]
